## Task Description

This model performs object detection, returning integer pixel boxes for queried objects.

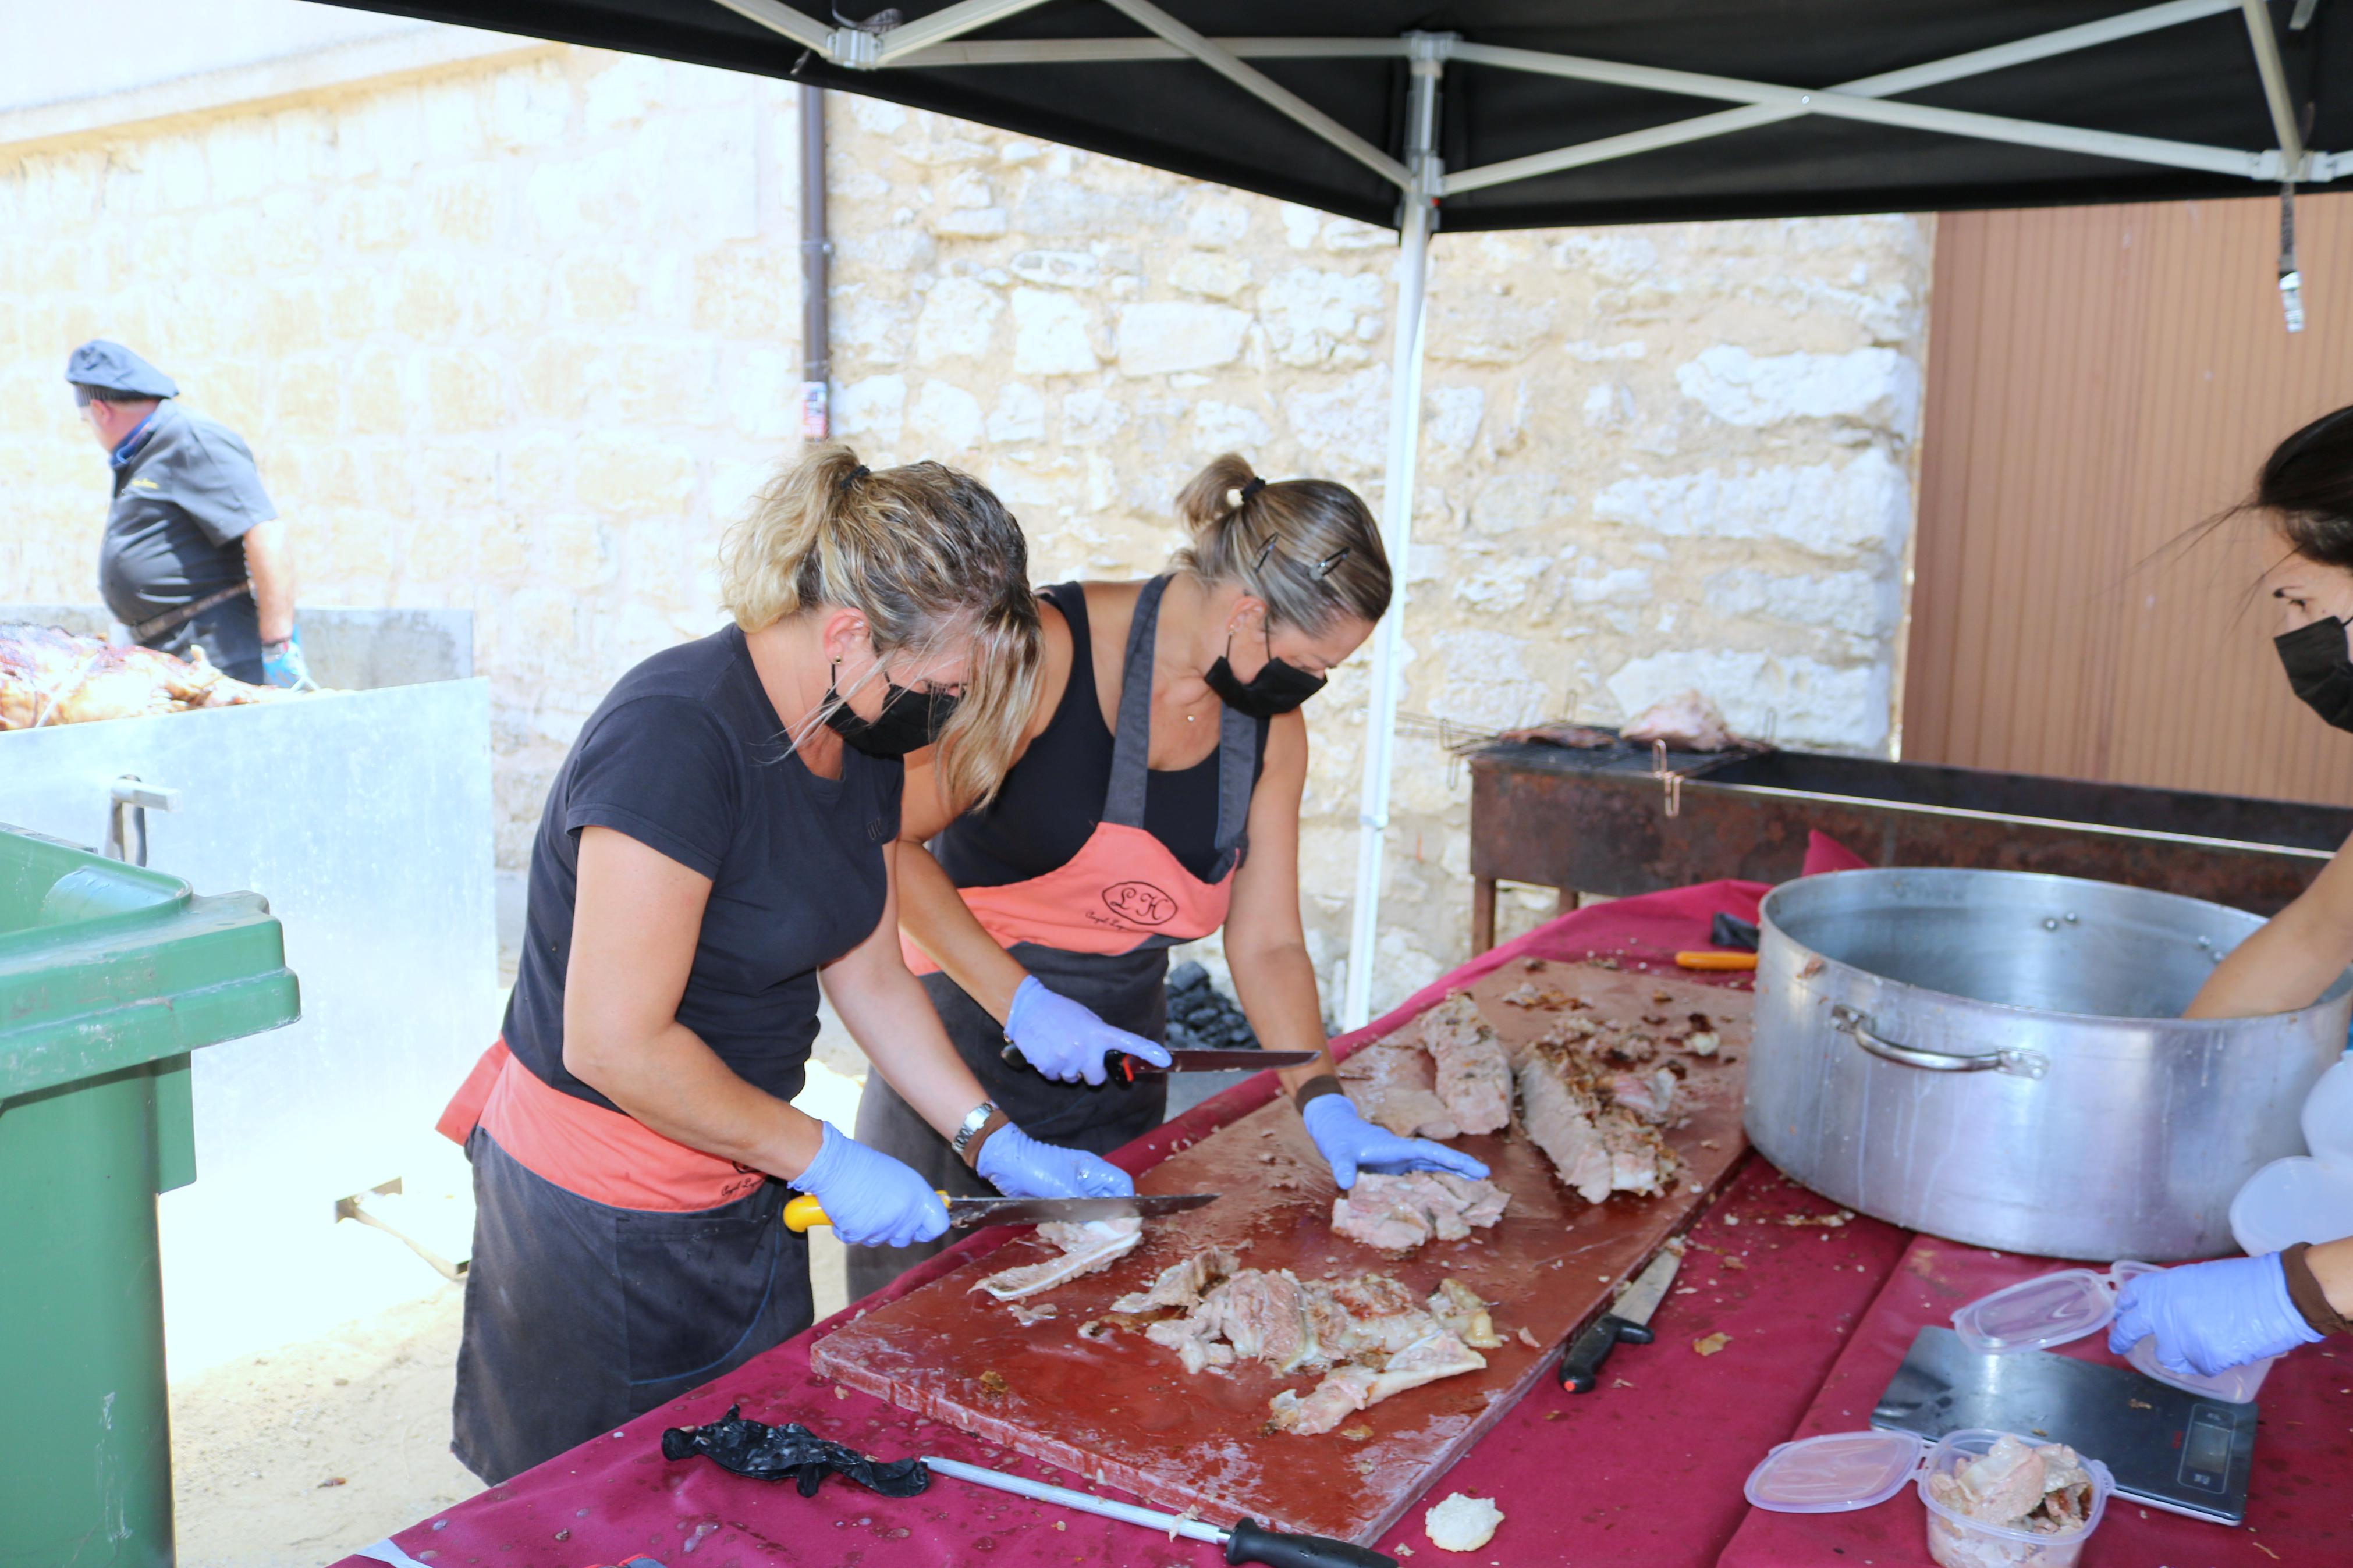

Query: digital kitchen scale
[1871,1327,2256,1525]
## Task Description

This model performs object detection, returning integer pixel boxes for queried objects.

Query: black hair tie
[837,464,871,493]
[1238,477,1268,502]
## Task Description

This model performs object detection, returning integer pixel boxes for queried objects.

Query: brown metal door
[1905,192,2353,806]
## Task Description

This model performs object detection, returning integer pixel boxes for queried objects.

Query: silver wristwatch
[950,1099,1001,1160]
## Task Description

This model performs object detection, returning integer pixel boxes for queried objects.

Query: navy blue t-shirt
[500,625,903,1111]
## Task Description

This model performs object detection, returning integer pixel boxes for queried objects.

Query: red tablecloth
[1718,1235,2353,1567]
[332,863,2344,1568]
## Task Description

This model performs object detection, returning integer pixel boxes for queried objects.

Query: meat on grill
[1496,723,1618,749]
[1620,688,1738,752]
[0,623,290,730]
[1329,1170,1510,1252]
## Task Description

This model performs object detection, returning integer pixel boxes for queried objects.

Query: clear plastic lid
[2109,1261,2275,1403]
[1744,1429,1925,1513]
[1950,1268,2117,1354]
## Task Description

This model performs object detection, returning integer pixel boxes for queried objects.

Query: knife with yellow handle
[782,1191,1217,1233]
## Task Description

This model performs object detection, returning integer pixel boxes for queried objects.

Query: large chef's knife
[1000,1043,1320,1083]
[783,1191,1215,1233]
[1560,1247,1682,1393]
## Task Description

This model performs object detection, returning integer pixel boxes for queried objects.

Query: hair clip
[837,464,871,493]
[1312,547,1351,579]
[1252,539,1279,573]
[1238,477,1268,502]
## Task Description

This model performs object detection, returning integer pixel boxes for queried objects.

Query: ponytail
[1169,454,1391,632]
[718,444,1040,808]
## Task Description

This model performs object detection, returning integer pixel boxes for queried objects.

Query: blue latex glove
[1301,1094,1492,1190]
[1004,975,1172,1085]
[975,1124,1136,1201]
[2107,1253,2324,1377]
[261,628,317,691]
[787,1123,949,1249]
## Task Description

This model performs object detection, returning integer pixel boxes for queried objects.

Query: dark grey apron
[847,577,1255,1302]
[451,1129,812,1484]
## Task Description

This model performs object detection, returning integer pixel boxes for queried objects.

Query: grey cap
[65,340,179,399]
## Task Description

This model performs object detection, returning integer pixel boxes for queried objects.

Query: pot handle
[1831,1005,2050,1079]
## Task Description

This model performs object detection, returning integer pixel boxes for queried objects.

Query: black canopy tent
[317,0,2343,1022]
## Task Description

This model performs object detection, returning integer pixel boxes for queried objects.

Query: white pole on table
[1341,33,1449,1032]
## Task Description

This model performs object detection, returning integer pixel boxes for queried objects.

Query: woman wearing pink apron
[434,448,1131,1482]
[850,454,1484,1297]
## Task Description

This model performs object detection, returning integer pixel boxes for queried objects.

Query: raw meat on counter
[969,1219,1142,1302]
[0,623,294,729]
[1415,993,1512,1135]
[1329,1170,1509,1251]
[1620,689,1739,752]
[1122,1251,1499,1434]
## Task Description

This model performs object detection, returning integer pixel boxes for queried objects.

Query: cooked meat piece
[1620,689,1737,752]
[1496,723,1618,749]
[1426,1278,1501,1349]
[1204,1270,1321,1373]
[1144,1315,1234,1374]
[1310,1274,1438,1357]
[1339,1040,1460,1140]
[1006,1303,1058,1325]
[1609,1067,1680,1126]
[968,1218,1142,1302]
[0,624,293,730]
[1518,1058,1616,1204]
[1330,1171,1511,1253]
[1519,1047,1678,1204]
[1268,1331,1488,1435]
[1109,1247,1239,1314]
[1417,994,1511,1135]
[1925,1435,2095,1538]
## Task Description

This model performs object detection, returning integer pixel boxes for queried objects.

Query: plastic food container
[1743,1427,2112,1567]
[1918,1429,2113,1568]
[1951,1261,2274,1403]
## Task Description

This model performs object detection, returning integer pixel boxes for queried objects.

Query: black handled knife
[1561,1247,1681,1393]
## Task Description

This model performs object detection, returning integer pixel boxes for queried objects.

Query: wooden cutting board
[812,961,1755,1545]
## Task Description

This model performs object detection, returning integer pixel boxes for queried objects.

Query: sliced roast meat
[1329,1171,1510,1252]
[1417,994,1512,1135]
[967,1218,1143,1302]
[1337,1040,1460,1140]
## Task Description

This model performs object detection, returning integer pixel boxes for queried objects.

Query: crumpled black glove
[659,1405,930,1499]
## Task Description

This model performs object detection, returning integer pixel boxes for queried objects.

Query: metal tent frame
[705,0,2338,1023]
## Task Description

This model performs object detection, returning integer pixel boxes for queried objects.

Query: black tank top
[934,582,1268,888]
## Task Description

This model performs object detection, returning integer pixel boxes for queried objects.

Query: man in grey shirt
[66,339,310,688]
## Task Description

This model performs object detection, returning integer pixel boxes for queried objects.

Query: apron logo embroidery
[1102,880,1178,926]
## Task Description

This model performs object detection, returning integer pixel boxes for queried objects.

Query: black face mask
[1203,625,1327,718]
[822,663,960,758]
[2276,617,2353,733]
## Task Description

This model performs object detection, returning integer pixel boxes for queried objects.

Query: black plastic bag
[660,1405,930,1499]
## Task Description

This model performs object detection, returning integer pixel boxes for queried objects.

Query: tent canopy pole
[1340,33,1448,1031]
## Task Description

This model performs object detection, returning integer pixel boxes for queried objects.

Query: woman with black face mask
[435,446,1132,1482]
[2098,407,2353,1392]
[847,453,1488,1298]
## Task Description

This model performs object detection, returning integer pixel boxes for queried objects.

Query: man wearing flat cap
[66,339,311,688]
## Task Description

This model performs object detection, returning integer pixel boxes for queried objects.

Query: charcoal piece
[660,1406,931,1498]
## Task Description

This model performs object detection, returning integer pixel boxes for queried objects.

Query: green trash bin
[0,825,300,1568]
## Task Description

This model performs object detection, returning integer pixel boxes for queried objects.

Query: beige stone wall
[1,42,1931,1011]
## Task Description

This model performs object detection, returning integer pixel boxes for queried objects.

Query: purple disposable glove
[787,1123,949,1249]
[2107,1253,2324,1377]
[975,1124,1136,1201]
[1004,975,1172,1085]
[1301,1094,1491,1190]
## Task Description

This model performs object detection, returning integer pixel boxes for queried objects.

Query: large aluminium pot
[1747,867,2352,1261]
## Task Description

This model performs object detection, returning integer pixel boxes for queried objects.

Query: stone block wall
[0,42,1931,1011]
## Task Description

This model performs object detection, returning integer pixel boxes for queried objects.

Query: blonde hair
[1169,454,1392,632]
[719,444,1040,809]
